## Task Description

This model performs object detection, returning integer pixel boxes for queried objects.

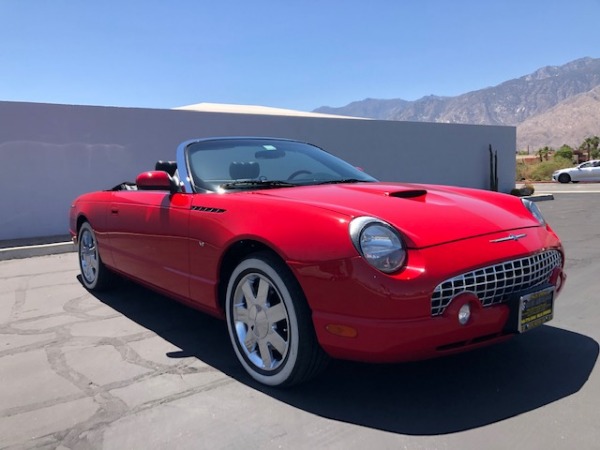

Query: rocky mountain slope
[315,57,600,150]
[517,85,600,151]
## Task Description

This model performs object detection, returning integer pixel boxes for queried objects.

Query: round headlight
[521,198,546,226]
[349,217,406,273]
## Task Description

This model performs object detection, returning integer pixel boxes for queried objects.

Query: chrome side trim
[176,139,196,193]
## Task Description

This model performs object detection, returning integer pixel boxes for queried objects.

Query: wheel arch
[217,239,302,313]
[74,214,115,272]
[221,240,329,386]
[76,214,89,233]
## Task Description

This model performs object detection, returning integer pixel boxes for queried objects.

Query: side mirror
[136,171,179,194]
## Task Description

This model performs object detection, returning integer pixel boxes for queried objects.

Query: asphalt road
[524,181,600,194]
[1,191,599,449]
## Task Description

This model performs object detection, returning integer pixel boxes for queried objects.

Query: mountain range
[314,57,600,151]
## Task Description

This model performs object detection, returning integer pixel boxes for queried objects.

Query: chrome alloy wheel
[79,226,99,286]
[231,272,291,371]
[226,253,328,387]
[77,221,113,291]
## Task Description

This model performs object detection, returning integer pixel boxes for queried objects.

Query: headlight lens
[521,198,546,226]
[349,217,406,273]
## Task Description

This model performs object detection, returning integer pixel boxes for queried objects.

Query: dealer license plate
[518,286,554,333]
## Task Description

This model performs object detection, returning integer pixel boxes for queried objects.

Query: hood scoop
[389,189,427,200]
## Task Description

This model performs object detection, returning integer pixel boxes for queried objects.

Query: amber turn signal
[325,324,358,338]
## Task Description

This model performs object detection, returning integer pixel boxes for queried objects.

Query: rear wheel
[558,173,571,184]
[78,222,114,290]
[225,252,328,387]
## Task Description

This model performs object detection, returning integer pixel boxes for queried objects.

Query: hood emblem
[490,233,527,243]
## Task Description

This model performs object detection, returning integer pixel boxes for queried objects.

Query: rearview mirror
[136,171,179,194]
[255,149,285,159]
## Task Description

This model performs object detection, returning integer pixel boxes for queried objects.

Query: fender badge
[490,233,527,243]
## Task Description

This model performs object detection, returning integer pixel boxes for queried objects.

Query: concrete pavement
[0,235,73,262]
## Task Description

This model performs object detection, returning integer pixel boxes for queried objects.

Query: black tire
[225,252,328,387]
[558,173,571,184]
[78,222,114,291]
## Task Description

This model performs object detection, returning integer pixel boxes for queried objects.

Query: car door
[107,190,193,299]
[590,161,600,181]
[186,195,237,311]
[575,162,595,181]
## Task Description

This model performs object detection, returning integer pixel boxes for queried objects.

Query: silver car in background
[552,160,600,183]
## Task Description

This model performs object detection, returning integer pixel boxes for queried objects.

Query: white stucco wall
[0,101,515,241]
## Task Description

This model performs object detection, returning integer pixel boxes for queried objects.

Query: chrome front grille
[431,250,562,316]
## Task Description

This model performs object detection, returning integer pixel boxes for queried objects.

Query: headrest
[155,160,178,176]
[229,161,260,179]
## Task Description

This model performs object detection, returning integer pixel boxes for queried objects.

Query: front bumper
[293,226,565,363]
[312,294,513,362]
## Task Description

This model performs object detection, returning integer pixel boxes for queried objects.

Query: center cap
[250,306,270,339]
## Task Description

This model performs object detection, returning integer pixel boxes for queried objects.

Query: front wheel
[78,222,114,290]
[558,173,571,184]
[225,253,328,387]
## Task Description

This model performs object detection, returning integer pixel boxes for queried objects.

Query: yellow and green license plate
[518,286,554,333]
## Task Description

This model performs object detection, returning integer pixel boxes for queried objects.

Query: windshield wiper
[314,178,368,185]
[220,180,297,190]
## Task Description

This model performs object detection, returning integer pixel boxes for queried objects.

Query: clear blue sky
[2,0,599,111]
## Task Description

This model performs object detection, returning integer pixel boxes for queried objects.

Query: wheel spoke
[243,327,257,352]
[241,278,258,306]
[255,278,270,306]
[267,330,288,356]
[233,304,251,324]
[266,302,287,324]
[258,339,273,368]
[86,252,98,269]
[82,261,94,281]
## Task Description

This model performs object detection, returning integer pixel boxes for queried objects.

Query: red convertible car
[70,137,565,387]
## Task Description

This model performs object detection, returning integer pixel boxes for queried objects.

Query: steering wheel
[287,170,313,180]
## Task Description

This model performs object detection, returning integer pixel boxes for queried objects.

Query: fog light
[458,304,471,325]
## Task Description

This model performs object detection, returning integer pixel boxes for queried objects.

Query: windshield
[185,138,377,192]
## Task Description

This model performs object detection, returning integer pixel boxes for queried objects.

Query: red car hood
[257,182,541,248]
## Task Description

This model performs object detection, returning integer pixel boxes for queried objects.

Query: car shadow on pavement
[88,278,599,436]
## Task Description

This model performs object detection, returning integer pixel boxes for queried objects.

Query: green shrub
[510,188,522,195]
[516,158,573,182]
[516,161,531,181]
[510,184,535,196]
[528,159,573,181]
[554,146,573,161]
